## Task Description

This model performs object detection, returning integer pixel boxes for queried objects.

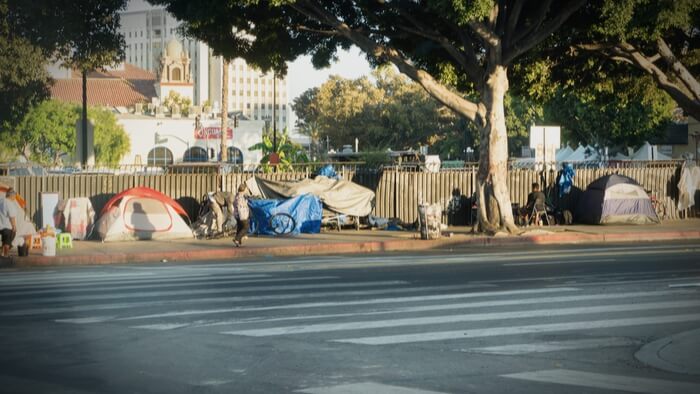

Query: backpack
[234,194,249,221]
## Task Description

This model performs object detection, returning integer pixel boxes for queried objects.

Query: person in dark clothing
[523,182,547,225]
[232,184,249,247]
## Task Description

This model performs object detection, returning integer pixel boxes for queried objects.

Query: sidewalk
[2,219,699,268]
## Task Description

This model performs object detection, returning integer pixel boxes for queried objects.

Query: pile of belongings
[192,191,237,239]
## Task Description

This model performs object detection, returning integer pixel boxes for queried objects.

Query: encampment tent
[246,175,375,217]
[95,187,193,241]
[575,174,659,225]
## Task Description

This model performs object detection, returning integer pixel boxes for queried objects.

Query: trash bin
[418,203,442,240]
[42,236,56,257]
[17,244,29,257]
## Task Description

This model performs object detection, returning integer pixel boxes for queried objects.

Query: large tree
[293,69,465,157]
[153,0,586,234]
[0,1,52,141]
[562,0,699,120]
[3,0,126,166]
[9,100,131,165]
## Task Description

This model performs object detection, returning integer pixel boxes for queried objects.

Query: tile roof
[51,64,157,108]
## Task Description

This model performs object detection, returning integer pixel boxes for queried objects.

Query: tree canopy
[8,100,130,166]
[549,0,699,119]
[154,0,587,233]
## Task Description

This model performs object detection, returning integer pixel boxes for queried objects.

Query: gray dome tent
[575,174,660,225]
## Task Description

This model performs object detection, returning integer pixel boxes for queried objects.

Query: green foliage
[6,100,130,165]
[360,151,391,167]
[87,107,131,165]
[163,91,193,116]
[249,129,308,172]
[292,69,470,157]
[13,100,79,164]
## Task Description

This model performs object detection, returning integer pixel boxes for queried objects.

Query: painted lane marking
[332,313,700,345]
[503,259,616,267]
[297,382,449,394]
[56,287,579,324]
[669,283,700,288]
[501,369,700,394]
[0,280,408,305]
[463,337,641,355]
[0,275,337,297]
[223,299,700,337]
[13,284,499,318]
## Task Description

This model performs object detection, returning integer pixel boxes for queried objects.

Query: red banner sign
[194,126,233,140]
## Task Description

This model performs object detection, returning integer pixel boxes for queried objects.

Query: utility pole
[220,58,229,163]
[273,72,277,153]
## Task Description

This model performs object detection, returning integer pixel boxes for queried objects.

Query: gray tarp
[246,176,375,217]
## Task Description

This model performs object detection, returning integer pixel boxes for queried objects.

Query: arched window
[147,147,173,166]
[183,146,208,162]
[171,67,181,81]
[227,147,244,164]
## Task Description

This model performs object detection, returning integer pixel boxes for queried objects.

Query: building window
[246,103,250,109]
[247,91,250,96]
[147,147,173,167]
[154,29,161,38]
[282,104,286,110]
[184,147,208,162]
[227,147,243,164]
[171,68,181,81]
[140,31,143,37]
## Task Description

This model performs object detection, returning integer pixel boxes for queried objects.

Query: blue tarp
[248,194,323,235]
[316,164,340,179]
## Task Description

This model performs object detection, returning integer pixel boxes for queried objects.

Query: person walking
[232,183,250,247]
[0,188,18,258]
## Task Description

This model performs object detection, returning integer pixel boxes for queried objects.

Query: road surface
[1,241,699,393]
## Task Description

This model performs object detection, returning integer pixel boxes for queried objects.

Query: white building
[116,115,264,167]
[120,0,291,131]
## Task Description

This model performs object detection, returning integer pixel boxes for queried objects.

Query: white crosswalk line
[0,280,408,305]
[333,313,700,345]
[501,369,700,394]
[12,284,489,318]
[0,275,338,297]
[223,299,700,337]
[297,382,450,394]
[464,337,641,355]
[53,286,578,324]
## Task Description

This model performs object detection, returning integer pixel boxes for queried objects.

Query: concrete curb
[6,229,700,268]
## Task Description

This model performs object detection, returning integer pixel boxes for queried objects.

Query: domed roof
[165,39,183,58]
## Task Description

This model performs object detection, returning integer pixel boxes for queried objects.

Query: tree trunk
[220,58,229,163]
[81,69,88,168]
[476,66,519,234]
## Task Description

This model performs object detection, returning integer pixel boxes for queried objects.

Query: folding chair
[529,202,551,226]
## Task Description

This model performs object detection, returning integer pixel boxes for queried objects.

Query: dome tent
[575,174,659,225]
[95,187,193,241]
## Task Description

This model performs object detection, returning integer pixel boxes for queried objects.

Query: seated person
[208,191,234,234]
[520,182,546,223]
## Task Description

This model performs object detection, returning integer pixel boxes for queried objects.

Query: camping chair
[529,202,551,226]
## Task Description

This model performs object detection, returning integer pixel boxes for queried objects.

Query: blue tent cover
[249,194,322,235]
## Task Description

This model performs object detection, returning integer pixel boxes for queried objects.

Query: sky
[287,46,374,102]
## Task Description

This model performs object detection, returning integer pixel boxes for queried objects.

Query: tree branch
[468,21,499,47]
[504,0,586,64]
[395,11,483,85]
[295,25,340,36]
[613,41,700,120]
[504,0,526,43]
[656,37,700,101]
[512,0,553,44]
[290,0,481,123]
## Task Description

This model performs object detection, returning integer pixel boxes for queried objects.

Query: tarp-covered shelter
[575,174,659,225]
[249,194,323,235]
[246,175,374,217]
[95,187,193,241]
[631,142,672,161]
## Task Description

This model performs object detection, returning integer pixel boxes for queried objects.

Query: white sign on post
[529,126,560,170]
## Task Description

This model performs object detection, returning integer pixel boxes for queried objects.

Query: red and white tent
[95,187,193,242]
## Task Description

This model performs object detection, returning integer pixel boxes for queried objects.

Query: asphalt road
[1,241,700,393]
